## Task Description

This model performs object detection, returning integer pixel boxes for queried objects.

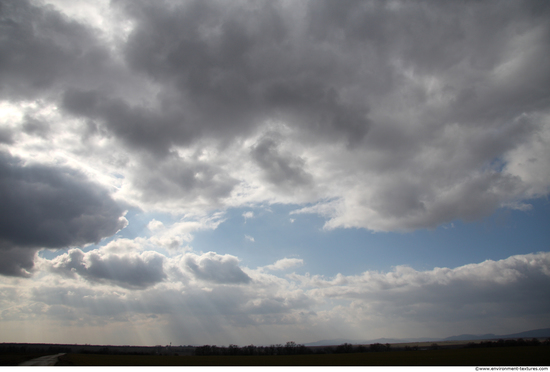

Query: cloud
[244,235,255,243]
[110,0,550,229]
[263,258,304,271]
[0,151,127,277]
[2,0,549,231]
[0,127,14,144]
[4,250,549,345]
[126,152,238,209]
[147,219,164,232]
[61,89,189,157]
[147,213,225,251]
[0,0,130,101]
[251,135,312,191]
[183,252,252,284]
[0,248,37,278]
[290,252,550,329]
[242,211,254,222]
[49,247,166,289]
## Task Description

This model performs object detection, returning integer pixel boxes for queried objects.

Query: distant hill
[304,327,550,347]
[443,328,550,342]
[304,337,441,347]
[443,333,497,341]
[500,328,550,339]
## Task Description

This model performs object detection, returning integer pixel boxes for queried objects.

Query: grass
[57,346,550,366]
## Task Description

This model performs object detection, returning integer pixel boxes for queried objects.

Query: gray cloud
[0,247,36,278]
[185,252,251,284]
[1,0,549,231]
[251,135,312,190]
[0,0,110,100]
[50,248,166,289]
[110,0,372,148]
[62,89,190,157]
[129,152,238,206]
[21,115,50,137]
[0,126,14,144]
[0,151,127,277]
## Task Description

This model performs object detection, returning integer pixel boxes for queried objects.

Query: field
[0,353,57,366]
[56,346,550,366]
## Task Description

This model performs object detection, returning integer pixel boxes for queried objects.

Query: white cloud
[244,235,255,243]
[181,252,252,285]
[290,252,550,329]
[147,213,225,251]
[263,258,304,271]
[147,219,164,232]
[242,211,254,222]
[4,250,549,345]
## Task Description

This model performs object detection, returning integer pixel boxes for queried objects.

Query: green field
[57,346,550,366]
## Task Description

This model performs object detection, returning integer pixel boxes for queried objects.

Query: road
[18,353,65,366]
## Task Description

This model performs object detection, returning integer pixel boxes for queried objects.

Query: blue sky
[189,199,550,275]
[1,0,550,347]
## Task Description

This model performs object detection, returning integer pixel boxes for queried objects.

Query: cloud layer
[1,0,549,229]
[2,250,549,345]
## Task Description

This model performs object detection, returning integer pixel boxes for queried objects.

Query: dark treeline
[2,337,547,358]
[193,342,392,356]
[194,338,550,357]
[194,341,311,356]
[465,338,549,348]
[78,347,146,355]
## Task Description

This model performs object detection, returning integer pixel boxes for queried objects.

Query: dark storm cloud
[0,152,127,277]
[50,248,166,289]
[0,247,36,278]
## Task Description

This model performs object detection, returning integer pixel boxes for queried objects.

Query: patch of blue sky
[481,156,507,173]
[37,208,174,259]
[191,198,550,277]
[38,197,550,273]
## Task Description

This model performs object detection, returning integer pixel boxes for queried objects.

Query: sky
[0,0,549,347]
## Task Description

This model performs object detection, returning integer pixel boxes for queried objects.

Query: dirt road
[18,353,66,366]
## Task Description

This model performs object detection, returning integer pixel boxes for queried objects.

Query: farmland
[56,346,549,366]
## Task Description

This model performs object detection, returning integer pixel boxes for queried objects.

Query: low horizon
[3,325,549,348]
[1,0,549,347]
